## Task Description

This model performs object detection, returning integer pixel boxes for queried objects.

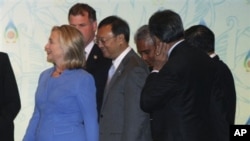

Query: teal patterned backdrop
[0,0,249,140]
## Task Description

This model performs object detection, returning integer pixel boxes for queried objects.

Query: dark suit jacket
[140,41,217,141]
[0,52,21,141]
[209,55,236,141]
[99,49,152,141]
[85,44,112,114]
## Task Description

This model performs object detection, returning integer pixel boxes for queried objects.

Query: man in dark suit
[0,52,21,141]
[68,3,112,114]
[96,16,152,141]
[140,10,217,141]
[185,24,237,141]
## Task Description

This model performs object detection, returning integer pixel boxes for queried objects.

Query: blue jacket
[23,67,98,141]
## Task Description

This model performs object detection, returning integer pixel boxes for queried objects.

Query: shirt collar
[112,47,132,70]
[168,39,184,57]
[209,53,217,58]
[85,41,94,59]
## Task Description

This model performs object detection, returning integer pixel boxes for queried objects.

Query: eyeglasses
[94,36,115,46]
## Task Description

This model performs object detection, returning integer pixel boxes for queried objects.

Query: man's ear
[92,21,97,32]
[117,34,125,44]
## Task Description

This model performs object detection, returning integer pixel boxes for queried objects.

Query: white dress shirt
[84,41,95,60]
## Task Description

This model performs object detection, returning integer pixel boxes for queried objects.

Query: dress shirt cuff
[151,70,159,73]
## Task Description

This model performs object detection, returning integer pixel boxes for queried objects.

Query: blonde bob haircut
[51,25,85,69]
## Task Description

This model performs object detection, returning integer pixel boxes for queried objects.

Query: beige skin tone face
[45,30,64,64]
[136,39,155,67]
[96,24,125,60]
[69,13,97,46]
[45,30,65,76]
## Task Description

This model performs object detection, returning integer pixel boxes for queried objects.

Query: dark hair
[149,9,184,43]
[68,3,96,22]
[185,25,215,53]
[98,15,130,42]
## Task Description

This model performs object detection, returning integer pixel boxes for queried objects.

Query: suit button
[100,114,103,118]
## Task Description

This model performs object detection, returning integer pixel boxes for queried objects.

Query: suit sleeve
[214,62,236,124]
[140,65,179,113]
[77,74,99,141]
[23,73,43,141]
[122,66,151,141]
[0,53,21,126]
[22,103,40,141]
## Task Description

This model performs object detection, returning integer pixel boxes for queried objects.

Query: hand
[153,42,169,71]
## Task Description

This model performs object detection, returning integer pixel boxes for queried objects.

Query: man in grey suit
[96,16,152,141]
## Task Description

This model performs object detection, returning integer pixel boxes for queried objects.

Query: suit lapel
[101,50,135,111]
[88,44,99,60]
[86,45,99,71]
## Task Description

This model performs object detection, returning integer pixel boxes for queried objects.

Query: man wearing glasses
[96,16,152,141]
[68,3,112,115]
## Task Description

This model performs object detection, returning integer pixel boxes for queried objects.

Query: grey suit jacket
[99,49,152,141]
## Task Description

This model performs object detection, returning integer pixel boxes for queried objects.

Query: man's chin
[103,52,110,59]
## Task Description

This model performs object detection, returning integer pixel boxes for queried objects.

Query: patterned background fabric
[0,0,249,140]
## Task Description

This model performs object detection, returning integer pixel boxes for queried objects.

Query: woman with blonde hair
[23,25,98,141]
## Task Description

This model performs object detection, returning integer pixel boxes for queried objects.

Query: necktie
[106,64,115,86]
